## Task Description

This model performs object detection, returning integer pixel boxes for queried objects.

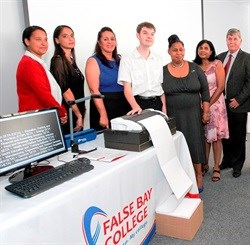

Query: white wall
[1,0,249,132]
[25,0,202,71]
[204,0,250,53]
[0,0,26,115]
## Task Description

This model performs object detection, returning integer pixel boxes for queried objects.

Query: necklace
[171,61,184,68]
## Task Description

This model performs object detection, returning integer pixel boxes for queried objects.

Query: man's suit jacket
[217,49,250,113]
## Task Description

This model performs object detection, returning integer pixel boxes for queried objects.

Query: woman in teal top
[85,27,130,131]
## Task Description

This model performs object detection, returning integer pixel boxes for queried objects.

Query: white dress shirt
[118,48,164,97]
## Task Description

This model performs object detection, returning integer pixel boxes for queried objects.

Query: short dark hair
[22,25,46,47]
[136,22,156,33]
[168,34,184,49]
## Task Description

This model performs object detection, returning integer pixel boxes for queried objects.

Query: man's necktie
[224,54,232,76]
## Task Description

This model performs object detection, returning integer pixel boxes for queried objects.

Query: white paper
[138,115,192,200]
[78,147,127,162]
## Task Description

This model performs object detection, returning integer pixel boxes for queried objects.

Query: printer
[103,109,176,152]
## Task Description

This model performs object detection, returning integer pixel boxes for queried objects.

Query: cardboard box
[155,198,203,241]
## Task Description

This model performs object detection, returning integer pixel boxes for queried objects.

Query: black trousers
[222,101,248,171]
[135,96,162,111]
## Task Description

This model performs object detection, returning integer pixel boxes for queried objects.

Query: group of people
[16,23,250,193]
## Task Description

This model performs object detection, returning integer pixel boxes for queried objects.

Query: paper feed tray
[103,109,176,151]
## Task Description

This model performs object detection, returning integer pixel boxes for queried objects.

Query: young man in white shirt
[118,22,166,115]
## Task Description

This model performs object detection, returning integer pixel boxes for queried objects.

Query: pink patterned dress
[204,60,229,143]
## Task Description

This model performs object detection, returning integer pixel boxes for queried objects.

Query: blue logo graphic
[83,206,107,245]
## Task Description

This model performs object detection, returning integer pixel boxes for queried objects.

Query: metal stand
[67,94,104,153]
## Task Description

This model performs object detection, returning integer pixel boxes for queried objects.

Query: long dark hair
[52,25,76,71]
[94,27,120,68]
[193,40,216,65]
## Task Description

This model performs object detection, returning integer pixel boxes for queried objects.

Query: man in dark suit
[217,28,250,178]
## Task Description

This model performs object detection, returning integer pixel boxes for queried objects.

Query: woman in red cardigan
[16,25,67,124]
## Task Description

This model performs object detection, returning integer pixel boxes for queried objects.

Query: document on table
[78,147,127,162]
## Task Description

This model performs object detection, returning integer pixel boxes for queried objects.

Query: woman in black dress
[162,35,210,192]
[50,25,85,135]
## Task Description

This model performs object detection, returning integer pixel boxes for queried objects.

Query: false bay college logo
[82,206,107,245]
[82,188,152,244]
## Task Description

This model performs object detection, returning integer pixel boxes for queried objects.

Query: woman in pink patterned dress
[194,40,229,182]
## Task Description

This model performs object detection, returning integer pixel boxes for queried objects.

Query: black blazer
[217,49,250,113]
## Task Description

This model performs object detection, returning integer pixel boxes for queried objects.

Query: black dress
[50,55,85,135]
[162,62,210,164]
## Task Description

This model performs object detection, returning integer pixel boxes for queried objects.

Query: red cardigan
[16,55,66,118]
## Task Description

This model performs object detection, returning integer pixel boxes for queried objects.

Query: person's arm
[123,81,142,115]
[20,58,67,122]
[231,52,250,109]
[209,60,225,106]
[50,57,83,130]
[202,101,210,124]
[160,93,167,114]
[85,57,108,128]
[118,56,141,115]
[63,88,83,131]
[195,64,210,124]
